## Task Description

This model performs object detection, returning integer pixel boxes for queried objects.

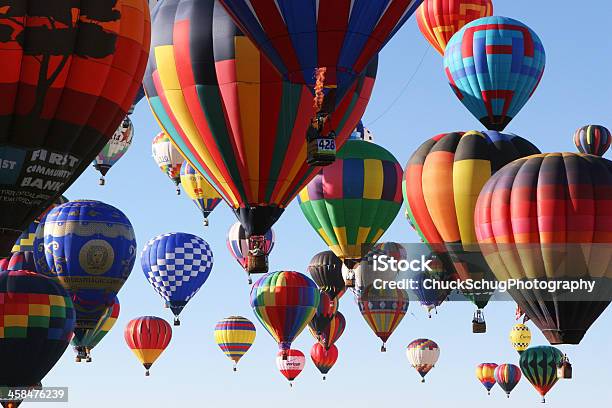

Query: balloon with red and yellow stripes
[416,0,493,55]
[124,316,172,376]
[214,316,256,371]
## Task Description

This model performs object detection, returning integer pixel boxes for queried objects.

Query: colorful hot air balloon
[509,324,531,354]
[92,116,134,185]
[307,251,346,301]
[406,339,440,382]
[72,297,120,363]
[226,223,275,281]
[310,311,345,351]
[444,16,546,130]
[0,270,75,389]
[475,153,612,344]
[124,316,172,376]
[311,343,339,381]
[276,349,305,386]
[412,255,453,317]
[403,131,540,331]
[250,271,319,358]
[0,251,36,274]
[573,125,611,156]
[152,132,185,194]
[0,1,150,257]
[494,364,522,398]
[308,291,335,339]
[356,285,409,352]
[33,200,137,330]
[214,316,256,371]
[145,0,376,268]
[142,232,214,325]
[218,0,421,165]
[476,363,497,395]
[416,0,493,55]
[299,140,403,286]
[180,162,222,226]
[519,346,563,402]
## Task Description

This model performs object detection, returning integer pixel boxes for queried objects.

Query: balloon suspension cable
[99,176,105,186]
[174,316,181,326]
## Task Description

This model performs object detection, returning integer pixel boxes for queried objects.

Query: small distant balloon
[573,125,611,156]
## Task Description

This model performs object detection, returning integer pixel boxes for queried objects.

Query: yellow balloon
[509,324,531,353]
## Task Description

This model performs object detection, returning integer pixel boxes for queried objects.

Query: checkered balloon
[141,233,213,320]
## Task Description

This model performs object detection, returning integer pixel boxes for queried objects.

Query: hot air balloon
[124,316,172,376]
[476,363,497,395]
[145,0,377,273]
[0,270,75,390]
[416,0,493,55]
[180,162,222,226]
[406,339,440,383]
[214,316,256,371]
[299,140,403,287]
[356,285,408,352]
[444,17,546,130]
[310,311,345,351]
[218,0,421,165]
[412,255,453,317]
[307,251,346,300]
[573,125,611,156]
[0,251,36,274]
[33,200,137,330]
[92,116,134,185]
[142,232,214,325]
[152,132,185,194]
[276,349,305,387]
[403,131,540,331]
[72,297,120,363]
[0,1,150,257]
[520,346,563,403]
[308,291,335,339]
[509,324,531,354]
[226,223,275,281]
[350,121,375,142]
[475,153,612,344]
[494,364,522,398]
[251,271,319,359]
[311,343,338,381]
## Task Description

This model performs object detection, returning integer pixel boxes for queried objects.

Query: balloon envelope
[476,363,497,393]
[406,338,440,381]
[214,316,256,368]
[573,125,611,156]
[519,346,563,401]
[124,316,172,376]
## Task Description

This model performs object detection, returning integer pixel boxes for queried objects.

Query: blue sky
[42,1,612,406]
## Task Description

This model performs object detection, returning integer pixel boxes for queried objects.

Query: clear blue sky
[43,1,612,406]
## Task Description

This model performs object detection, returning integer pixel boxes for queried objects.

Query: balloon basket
[247,254,268,274]
[557,361,572,379]
[380,344,386,353]
[203,218,209,227]
[174,317,181,326]
[322,376,326,381]
[145,370,150,377]
[472,322,486,333]
[421,378,425,383]
[98,177,105,186]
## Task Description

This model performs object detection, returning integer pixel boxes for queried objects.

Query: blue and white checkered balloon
[141,232,213,324]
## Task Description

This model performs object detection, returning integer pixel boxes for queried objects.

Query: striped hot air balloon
[476,363,497,395]
[214,316,256,371]
[416,0,493,55]
[406,338,440,382]
[307,291,335,339]
[250,271,319,359]
[307,251,346,301]
[403,131,540,330]
[311,343,339,381]
[72,297,120,363]
[475,153,612,344]
[180,162,222,226]
[309,311,345,351]
[124,316,172,376]
[444,17,546,131]
[276,349,305,386]
[573,125,611,156]
[519,346,563,403]
[144,0,376,254]
[299,140,403,286]
[494,364,522,398]
[356,285,409,352]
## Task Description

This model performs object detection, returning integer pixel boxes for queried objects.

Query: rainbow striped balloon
[494,364,522,398]
[476,363,498,394]
[573,125,611,156]
[250,271,319,358]
[214,316,256,371]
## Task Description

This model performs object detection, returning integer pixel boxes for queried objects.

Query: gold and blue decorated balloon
[33,200,136,330]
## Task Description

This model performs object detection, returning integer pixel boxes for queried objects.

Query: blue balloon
[33,200,137,329]
[141,232,214,325]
